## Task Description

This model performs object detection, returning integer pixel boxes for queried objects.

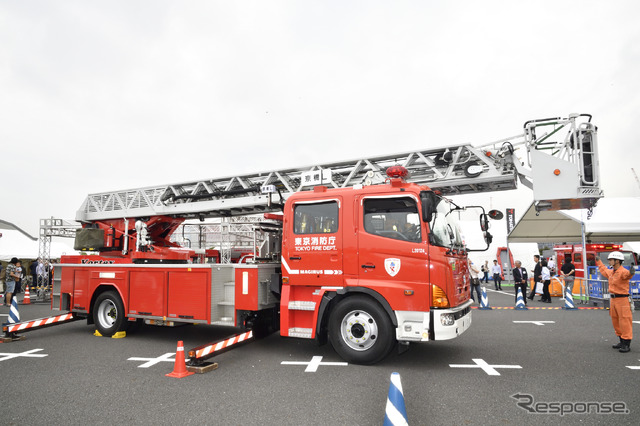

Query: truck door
[283,198,343,287]
[357,195,429,311]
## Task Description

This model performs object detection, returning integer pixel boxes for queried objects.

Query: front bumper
[395,300,473,342]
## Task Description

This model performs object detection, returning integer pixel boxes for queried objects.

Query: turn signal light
[432,284,450,308]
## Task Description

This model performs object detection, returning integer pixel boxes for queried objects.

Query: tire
[328,295,395,365]
[93,290,128,337]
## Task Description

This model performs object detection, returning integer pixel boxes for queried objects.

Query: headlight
[440,313,455,326]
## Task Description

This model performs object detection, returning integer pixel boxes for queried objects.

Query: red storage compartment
[235,268,259,310]
[129,270,166,317]
[167,269,210,321]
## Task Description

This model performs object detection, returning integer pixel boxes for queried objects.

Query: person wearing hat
[4,257,21,306]
[596,252,636,353]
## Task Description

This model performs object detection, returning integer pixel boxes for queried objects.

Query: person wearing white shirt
[547,256,556,276]
[468,260,481,302]
[540,259,552,303]
[491,260,503,290]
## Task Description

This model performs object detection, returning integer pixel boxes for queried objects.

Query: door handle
[361,264,375,269]
[290,256,301,260]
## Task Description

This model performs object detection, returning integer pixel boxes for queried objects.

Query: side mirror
[488,209,504,220]
[421,192,437,223]
[484,231,493,245]
[480,213,489,232]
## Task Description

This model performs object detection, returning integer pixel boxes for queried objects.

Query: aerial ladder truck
[5,114,602,365]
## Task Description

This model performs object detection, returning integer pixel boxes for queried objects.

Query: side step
[2,313,80,342]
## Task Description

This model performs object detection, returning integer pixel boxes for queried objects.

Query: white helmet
[608,251,625,261]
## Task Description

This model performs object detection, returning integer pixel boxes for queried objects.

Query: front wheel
[93,290,128,337]
[328,296,395,365]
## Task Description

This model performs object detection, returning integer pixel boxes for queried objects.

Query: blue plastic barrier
[587,265,639,300]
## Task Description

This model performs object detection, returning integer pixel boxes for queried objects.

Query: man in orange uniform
[596,252,636,353]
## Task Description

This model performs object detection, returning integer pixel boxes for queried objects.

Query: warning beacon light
[386,165,409,179]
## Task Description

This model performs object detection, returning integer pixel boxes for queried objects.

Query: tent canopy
[0,219,75,261]
[508,197,640,243]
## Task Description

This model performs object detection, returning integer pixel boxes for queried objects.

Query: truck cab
[280,171,474,364]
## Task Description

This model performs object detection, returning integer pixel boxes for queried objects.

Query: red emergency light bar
[386,166,409,179]
[592,244,621,250]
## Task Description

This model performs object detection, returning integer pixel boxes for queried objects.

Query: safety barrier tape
[194,330,253,359]
[4,313,75,333]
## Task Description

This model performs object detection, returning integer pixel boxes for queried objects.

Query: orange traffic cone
[166,341,194,378]
[22,285,31,305]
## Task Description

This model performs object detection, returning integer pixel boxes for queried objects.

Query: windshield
[363,197,421,243]
[428,196,464,249]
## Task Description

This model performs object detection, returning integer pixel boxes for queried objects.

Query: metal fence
[584,266,640,308]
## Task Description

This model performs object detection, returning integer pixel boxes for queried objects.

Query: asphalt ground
[0,288,639,426]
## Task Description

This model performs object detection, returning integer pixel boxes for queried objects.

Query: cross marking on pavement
[128,352,189,368]
[281,356,348,372]
[449,358,522,376]
[513,320,555,326]
[0,349,48,362]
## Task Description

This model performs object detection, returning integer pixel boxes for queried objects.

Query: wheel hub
[351,323,365,339]
[98,300,117,327]
[341,310,378,351]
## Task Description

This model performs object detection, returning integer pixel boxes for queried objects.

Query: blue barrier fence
[586,266,640,300]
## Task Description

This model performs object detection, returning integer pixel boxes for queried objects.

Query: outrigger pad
[1,334,26,343]
[186,362,219,374]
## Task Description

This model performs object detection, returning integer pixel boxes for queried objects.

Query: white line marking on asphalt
[449,358,522,376]
[633,321,640,325]
[513,320,555,326]
[0,349,48,362]
[487,288,513,296]
[281,355,348,372]
[128,352,190,368]
[626,360,640,370]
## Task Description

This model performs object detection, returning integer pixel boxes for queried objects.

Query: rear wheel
[328,295,395,365]
[93,291,127,337]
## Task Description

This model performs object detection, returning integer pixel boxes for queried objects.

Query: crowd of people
[1,257,52,306]
[468,251,635,353]
[468,254,577,306]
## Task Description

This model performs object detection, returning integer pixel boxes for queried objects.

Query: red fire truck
[8,114,603,364]
[553,244,638,278]
[57,168,485,365]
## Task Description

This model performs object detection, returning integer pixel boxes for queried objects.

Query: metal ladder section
[75,113,603,222]
[522,114,601,188]
[76,144,519,222]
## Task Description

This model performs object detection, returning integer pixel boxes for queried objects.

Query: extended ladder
[76,113,602,222]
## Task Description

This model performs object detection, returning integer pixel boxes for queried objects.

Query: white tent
[0,220,76,261]
[508,197,640,243]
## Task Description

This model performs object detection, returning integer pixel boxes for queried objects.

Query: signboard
[506,208,515,234]
[301,169,332,187]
